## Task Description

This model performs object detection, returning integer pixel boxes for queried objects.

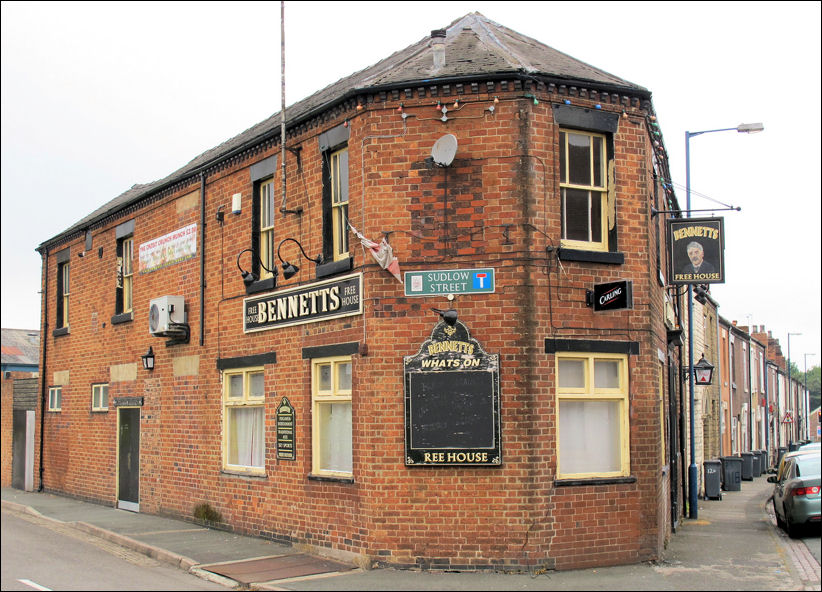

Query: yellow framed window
[559,129,608,251]
[92,383,109,412]
[57,261,70,328]
[329,147,349,261]
[258,179,275,279]
[223,368,265,473]
[48,386,62,411]
[122,237,133,313]
[312,356,352,477]
[556,352,629,478]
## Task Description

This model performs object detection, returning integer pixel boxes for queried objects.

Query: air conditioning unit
[149,296,185,336]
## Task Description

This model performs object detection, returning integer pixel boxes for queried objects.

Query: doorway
[117,407,140,512]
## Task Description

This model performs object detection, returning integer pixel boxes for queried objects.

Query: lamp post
[804,353,815,440]
[685,122,763,519]
[787,332,801,443]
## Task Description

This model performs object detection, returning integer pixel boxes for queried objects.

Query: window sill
[52,327,70,338]
[308,473,355,484]
[555,476,636,487]
[220,469,267,479]
[246,277,276,295]
[558,249,624,265]
[316,257,353,279]
[111,312,133,325]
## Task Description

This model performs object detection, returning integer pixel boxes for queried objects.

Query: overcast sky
[2,1,820,367]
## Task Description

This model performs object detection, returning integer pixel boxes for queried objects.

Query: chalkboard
[409,371,495,448]
[403,318,501,466]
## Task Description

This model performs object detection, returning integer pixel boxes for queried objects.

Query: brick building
[33,14,684,570]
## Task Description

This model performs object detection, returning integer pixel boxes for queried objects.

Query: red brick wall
[37,84,671,570]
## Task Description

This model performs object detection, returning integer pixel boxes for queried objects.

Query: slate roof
[1,328,40,367]
[39,12,649,250]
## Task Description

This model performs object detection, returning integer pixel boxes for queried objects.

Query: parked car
[769,452,821,537]
[772,447,817,482]
[799,441,821,451]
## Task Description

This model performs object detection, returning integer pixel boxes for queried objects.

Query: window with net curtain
[557,354,629,477]
[224,369,265,472]
[313,357,353,476]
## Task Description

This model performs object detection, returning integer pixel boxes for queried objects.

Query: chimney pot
[431,29,446,69]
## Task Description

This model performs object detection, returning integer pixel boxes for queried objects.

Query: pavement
[2,476,820,591]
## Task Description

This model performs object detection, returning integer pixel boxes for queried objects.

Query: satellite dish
[431,134,458,167]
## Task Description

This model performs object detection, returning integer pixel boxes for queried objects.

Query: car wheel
[773,499,784,528]
[783,505,801,538]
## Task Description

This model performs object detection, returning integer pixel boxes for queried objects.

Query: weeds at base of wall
[192,502,222,524]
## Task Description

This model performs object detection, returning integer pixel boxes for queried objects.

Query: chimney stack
[431,29,446,69]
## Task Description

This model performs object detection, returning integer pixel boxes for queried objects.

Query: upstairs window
[329,147,349,261]
[113,220,135,322]
[258,178,276,279]
[560,129,607,251]
[57,260,70,330]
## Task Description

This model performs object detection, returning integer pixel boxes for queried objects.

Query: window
[559,129,608,251]
[312,356,352,477]
[115,236,134,314]
[258,179,276,279]
[91,383,109,411]
[222,368,265,473]
[48,386,62,411]
[329,147,349,261]
[556,352,629,478]
[57,261,70,329]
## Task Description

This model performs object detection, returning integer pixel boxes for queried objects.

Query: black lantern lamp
[236,248,277,288]
[683,354,714,385]
[141,346,155,371]
[277,238,323,280]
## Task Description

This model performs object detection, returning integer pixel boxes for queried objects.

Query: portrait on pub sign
[667,217,725,285]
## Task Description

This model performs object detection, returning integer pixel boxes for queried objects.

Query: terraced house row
[9,13,811,571]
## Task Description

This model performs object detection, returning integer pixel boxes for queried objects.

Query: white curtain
[319,402,352,472]
[228,406,264,468]
[559,400,620,474]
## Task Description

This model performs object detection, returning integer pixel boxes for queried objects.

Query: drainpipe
[200,171,207,346]
[38,250,48,491]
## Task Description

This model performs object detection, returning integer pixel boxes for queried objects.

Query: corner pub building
[35,13,686,571]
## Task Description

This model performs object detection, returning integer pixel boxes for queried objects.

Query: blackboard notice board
[404,318,500,466]
[409,371,495,448]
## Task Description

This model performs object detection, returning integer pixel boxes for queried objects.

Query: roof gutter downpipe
[280,1,288,214]
[38,250,48,491]
[200,171,206,346]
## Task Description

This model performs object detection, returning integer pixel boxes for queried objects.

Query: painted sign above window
[243,273,362,332]
[667,217,725,285]
[138,223,197,274]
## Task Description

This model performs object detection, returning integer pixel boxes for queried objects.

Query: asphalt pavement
[2,475,819,591]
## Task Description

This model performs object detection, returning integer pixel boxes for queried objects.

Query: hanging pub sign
[276,396,296,460]
[243,273,362,332]
[404,315,501,466]
[667,217,725,285]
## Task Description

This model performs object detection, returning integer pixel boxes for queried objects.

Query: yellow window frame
[329,148,349,261]
[222,367,266,475]
[311,355,353,477]
[258,179,276,279]
[122,237,134,313]
[556,352,629,479]
[559,129,608,252]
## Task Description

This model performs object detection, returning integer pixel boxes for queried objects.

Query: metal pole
[686,131,698,519]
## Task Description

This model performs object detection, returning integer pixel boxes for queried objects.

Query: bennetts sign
[243,273,362,332]
[667,217,725,285]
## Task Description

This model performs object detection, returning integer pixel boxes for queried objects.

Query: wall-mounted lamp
[141,346,155,371]
[682,354,714,385]
[236,248,277,288]
[277,238,323,280]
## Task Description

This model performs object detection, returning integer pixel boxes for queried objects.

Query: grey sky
[2,1,820,365]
